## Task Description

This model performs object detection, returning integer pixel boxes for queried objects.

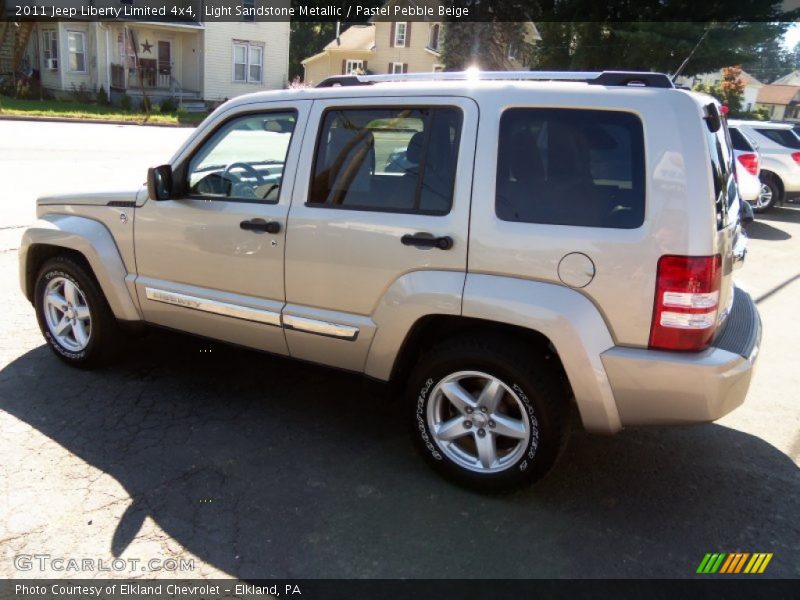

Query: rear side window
[706,120,737,229]
[754,128,800,149]
[495,108,645,228]
[729,128,754,151]
[308,107,462,214]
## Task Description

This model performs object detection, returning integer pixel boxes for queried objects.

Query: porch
[107,23,202,100]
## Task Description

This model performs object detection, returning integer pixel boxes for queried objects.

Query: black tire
[34,255,120,368]
[755,175,780,213]
[407,333,569,492]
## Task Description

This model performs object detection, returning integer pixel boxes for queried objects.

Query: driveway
[0,121,798,579]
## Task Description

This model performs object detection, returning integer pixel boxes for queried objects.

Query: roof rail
[315,70,674,89]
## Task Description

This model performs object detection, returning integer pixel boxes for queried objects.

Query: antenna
[672,25,714,82]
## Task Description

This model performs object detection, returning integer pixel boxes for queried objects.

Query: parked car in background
[729,120,800,211]
[728,125,764,210]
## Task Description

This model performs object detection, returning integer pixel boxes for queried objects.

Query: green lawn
[0,96,206,126]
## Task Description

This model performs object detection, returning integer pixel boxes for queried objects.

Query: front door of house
[157,41,171,86]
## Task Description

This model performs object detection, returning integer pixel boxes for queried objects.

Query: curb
[0,114,197,128]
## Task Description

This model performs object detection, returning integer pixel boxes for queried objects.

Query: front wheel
[34,256,120,368]
[407,334,569,492]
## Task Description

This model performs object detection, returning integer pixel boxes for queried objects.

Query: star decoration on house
[141,40,153,54]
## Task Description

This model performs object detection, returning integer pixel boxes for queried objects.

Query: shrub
[159,96,178,113]
[69,83,93,104]
[119,93,132,111]
[96,85,109,105]
[139,96,152,113]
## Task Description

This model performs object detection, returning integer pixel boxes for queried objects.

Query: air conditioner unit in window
[46,58,58,70]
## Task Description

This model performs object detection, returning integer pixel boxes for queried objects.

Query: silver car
[19,71,761,491]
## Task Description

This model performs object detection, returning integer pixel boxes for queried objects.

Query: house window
[67,31,86,73]
[394,22,407,47]
[233,43,263,83]
[390,62,404,74]
[42,29,58,69]
[429,24,440,51]
[345,59,363,74]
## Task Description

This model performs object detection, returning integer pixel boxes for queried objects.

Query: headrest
[406,131,425,165]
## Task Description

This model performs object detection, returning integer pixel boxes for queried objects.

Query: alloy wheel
[43,276,92,352]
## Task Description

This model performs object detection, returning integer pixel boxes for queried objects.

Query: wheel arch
[20,216,141,321]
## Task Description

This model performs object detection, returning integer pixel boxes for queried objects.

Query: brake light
[649,255,722,352]
[792,152,800,166]
[737,153,759,176]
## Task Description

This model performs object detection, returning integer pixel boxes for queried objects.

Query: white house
[2,2,289,107]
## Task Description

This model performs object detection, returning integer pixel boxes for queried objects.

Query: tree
[442,22,534,70]
[693,66,747,116]
[740,38,796,83]
[289,22,337,81]
[532,21,790,77]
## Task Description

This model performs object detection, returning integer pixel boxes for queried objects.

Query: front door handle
[401,233,454,250]
[240,218,281,234]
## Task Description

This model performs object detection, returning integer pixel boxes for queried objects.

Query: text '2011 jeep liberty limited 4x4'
[20,71,761,491]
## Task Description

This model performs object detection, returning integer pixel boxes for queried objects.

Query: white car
[728,125,763,209]
[728,119,800,211]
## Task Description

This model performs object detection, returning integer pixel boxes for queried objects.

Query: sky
[783,22,800,50]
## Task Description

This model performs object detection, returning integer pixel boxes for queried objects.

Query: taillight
[791,152,800,166]
[737,153,759,176]
[649,255,722,352]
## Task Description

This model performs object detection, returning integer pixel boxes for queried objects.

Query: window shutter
[363,60,368,73]
[388,62,392,73]
[406,22,412,46]
[403,63,408,74]
[342,59,346,75]
[390,23,395,47]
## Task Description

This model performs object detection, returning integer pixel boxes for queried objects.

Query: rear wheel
[34,256,120,368]
[755,175,779,212]
[407,334,568,492]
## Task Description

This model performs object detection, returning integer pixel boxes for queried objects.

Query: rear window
[495,108,645,229]
[729,128,754,152]
[755,128,800,149]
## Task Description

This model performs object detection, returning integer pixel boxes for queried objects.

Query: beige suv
[19,71,762,491]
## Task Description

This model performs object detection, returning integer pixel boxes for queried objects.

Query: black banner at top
[3,0,800,23]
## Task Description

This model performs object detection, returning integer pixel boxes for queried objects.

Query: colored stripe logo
[697,553,773,574]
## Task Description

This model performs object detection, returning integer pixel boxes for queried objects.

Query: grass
[0,96,207,126]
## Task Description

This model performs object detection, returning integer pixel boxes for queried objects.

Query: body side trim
[144,287,281,327]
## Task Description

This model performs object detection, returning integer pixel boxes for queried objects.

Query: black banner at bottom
[1,579,798,600]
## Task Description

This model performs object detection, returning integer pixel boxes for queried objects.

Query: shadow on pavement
[1,330,797,578]
[755,204,800,225]
[745,220,791,241]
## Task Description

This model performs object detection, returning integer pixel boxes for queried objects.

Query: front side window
[308,106,462,214]
[394,22,407,47]
[496,108,645,228]
[67,31,86,72]
[187,112,297,202]
[233,43,263,83]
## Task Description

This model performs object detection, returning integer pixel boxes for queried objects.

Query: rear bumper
[601,287,761,426]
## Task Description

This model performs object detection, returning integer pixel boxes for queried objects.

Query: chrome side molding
[144,288,282,327]
[282,315,359,341]
[144,287,360,340]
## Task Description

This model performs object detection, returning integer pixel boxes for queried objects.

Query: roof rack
[315,70,674,89]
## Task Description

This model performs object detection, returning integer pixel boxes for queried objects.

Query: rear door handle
[240,218,281,234]
[401,233,454,250]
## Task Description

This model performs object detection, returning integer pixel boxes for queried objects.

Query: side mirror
[147,165,173,200]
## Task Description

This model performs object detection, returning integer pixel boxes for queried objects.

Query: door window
[308,106,462,214]
[186,112,297,203]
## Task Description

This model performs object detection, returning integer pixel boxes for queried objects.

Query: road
[0,120,798,579]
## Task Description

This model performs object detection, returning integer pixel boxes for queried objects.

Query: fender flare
[19,215,141,322]
[461,274,621,433]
